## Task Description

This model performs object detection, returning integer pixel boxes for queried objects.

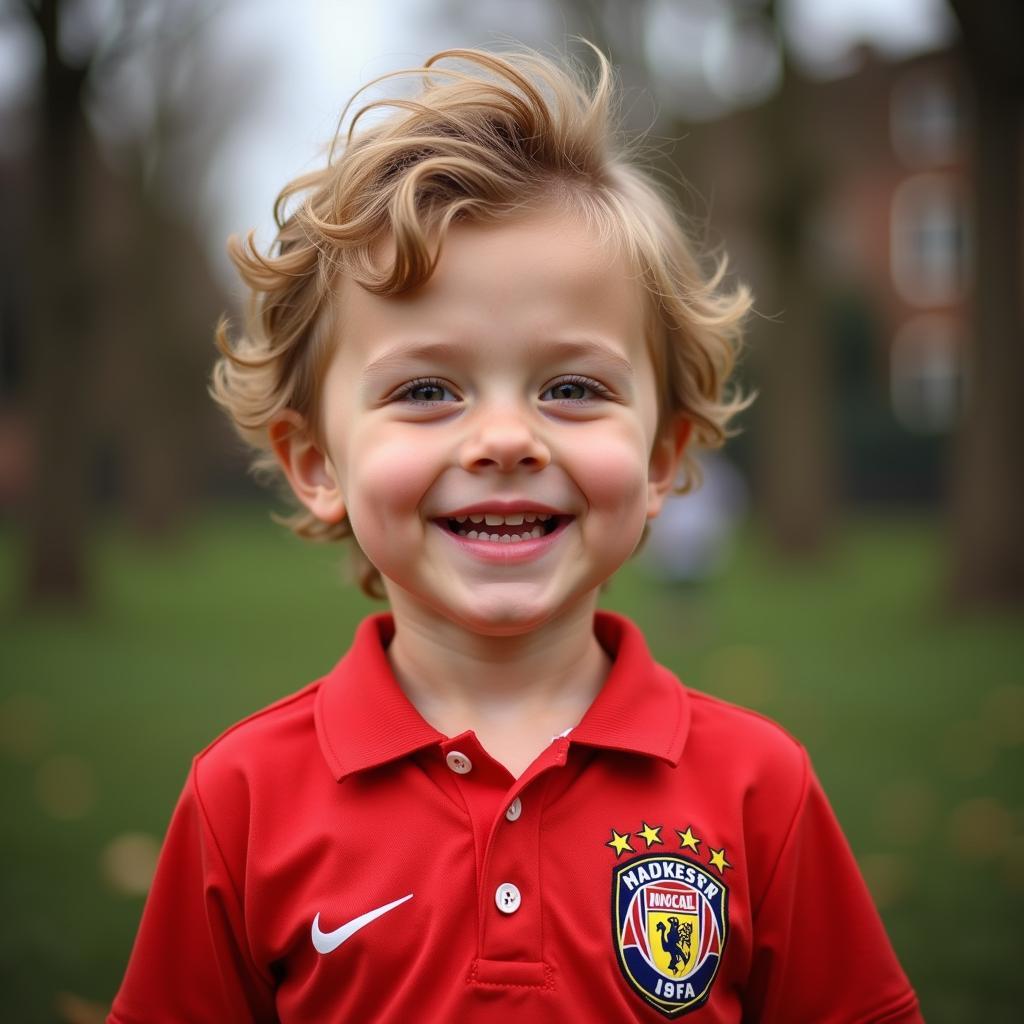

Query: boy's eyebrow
[360,337,635,382]
[361,341,467,383]
[533,337,636,378]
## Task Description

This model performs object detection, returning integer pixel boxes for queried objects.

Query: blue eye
[541,376,607,402]
[394,378,459,404]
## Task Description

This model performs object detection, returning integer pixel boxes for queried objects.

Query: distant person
[642,452,749,583]
[110,43,921,1023]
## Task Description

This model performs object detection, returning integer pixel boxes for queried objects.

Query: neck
[383,593,611,752]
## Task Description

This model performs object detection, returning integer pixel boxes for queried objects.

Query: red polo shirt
[110,612,921,1023]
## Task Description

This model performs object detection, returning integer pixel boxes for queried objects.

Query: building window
[891,315,960,433]
[891,70,958,167]
[891,174,967,306]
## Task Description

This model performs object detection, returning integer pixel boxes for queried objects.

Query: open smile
[433,513,574,563]
[441,512,564,542]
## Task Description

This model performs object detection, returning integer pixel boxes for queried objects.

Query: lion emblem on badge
[656,916,693,974]
[612,854,728,1018]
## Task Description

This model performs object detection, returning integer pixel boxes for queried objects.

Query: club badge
[608,825,729,1018]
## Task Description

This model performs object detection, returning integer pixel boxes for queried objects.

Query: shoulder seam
[685,689,806,751]
[749,741,811,921]
[189,760,277,992]
[194,678,323,762]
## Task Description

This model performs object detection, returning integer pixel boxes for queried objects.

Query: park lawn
[1,509,1021,1022]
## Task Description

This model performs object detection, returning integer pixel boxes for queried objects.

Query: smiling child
[110,43,921,1023]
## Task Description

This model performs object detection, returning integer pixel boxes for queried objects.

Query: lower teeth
[456,527,544,542]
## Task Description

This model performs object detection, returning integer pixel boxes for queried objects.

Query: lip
[433,515,573,564]
[437,499,569,518]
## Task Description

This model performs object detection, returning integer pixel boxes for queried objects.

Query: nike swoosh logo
[311,893,414,954]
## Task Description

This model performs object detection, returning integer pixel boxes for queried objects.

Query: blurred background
[1,0,1021,1020]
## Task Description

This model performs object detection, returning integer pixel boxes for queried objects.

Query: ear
[268,410,346,524]
[647,414,693,520]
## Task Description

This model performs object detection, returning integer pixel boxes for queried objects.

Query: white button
[495,883,521,914]
[505,798,522,822]
[446,750,473,775]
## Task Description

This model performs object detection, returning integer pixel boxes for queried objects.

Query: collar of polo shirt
[314,611,691,781]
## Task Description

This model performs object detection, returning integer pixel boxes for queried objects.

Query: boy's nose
[458,410,551,473]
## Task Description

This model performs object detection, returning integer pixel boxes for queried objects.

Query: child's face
[280,206,687,635]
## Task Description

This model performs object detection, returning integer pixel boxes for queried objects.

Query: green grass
[1,510,1021,1022]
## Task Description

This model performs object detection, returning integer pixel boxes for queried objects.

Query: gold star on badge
[637,822,663,848]
[677,826,701,853]
[709,847,732,873]
[607,829,634,857]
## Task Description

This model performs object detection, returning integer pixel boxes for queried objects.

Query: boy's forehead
[336,209,648,362]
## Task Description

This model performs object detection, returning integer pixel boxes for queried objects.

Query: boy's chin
[386,580,598,637]
[443,596,564,638]
[453,607,563,638]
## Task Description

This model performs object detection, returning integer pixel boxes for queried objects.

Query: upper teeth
[453,512,553,525]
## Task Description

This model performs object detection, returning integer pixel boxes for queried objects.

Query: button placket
[477,771,560,964]
[437,734,523,936]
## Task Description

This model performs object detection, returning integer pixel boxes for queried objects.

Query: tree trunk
[23,0,96,607]
[949,0,1024,606]
[750,67,836,558]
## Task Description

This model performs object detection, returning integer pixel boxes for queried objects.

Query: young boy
[110,44,921,1023]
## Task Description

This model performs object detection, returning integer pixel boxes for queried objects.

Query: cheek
[569,427,651,519]
[343,433,437,529]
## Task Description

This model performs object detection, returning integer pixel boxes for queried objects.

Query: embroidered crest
[612,852,728,1018]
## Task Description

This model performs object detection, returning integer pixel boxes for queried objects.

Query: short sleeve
[108,764,277,1023]
[742,756,923,1024]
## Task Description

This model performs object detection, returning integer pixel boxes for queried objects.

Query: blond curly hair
[211,42,752,598]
